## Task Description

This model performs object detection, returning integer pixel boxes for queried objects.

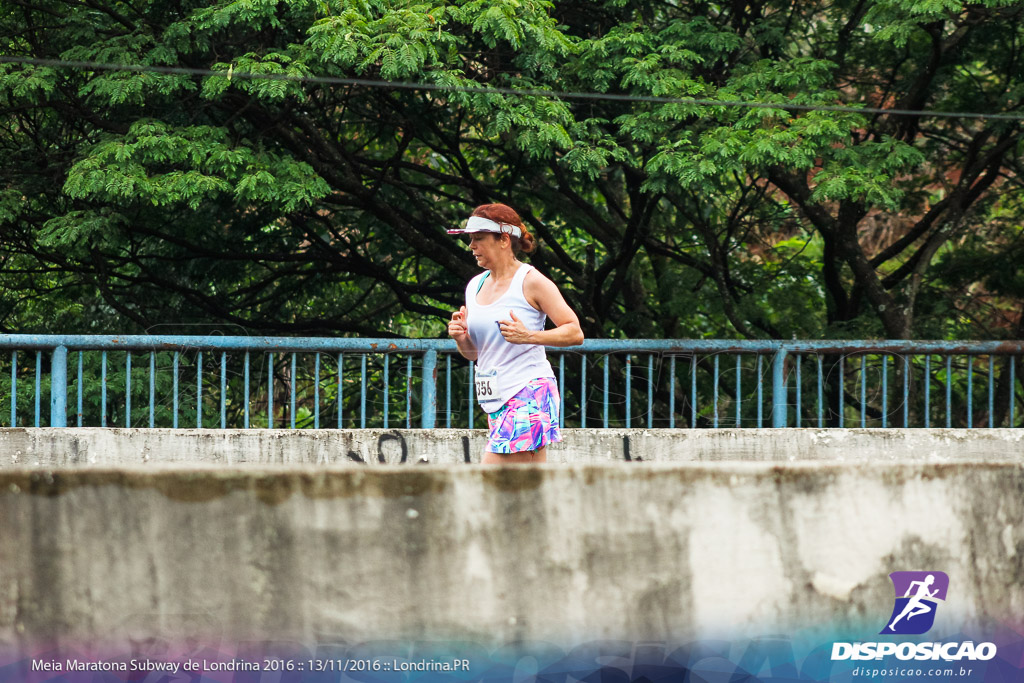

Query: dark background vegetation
[2,0,1023,343]
[3,0,1024,429]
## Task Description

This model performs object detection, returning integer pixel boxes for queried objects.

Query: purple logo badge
[880,571,949,635]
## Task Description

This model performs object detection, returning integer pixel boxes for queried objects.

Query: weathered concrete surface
[1,427,1023,467]
[2,463,1023,649]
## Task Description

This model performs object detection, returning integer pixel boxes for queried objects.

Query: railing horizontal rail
[0,335,1020,430]
[0,335,456,353]
[768,340,1024,355]
[4,335,1022,354]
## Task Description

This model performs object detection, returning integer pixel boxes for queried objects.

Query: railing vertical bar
[290,353,297,429]
[881,355,888,428]
[712,354,719,429]
[267,352,274,429]
[34,350,41,428]
[220,352,227,429]
[559,354,565,429]
[966,355,973,429]
[669,356,676,429]
[817,355,823,428]
[772,348,788,428]
[50,346,67,428]
[149,352,155,428]
[903,355,910,428]
[945,355,952,428]
[580,355,587,428]
[603,354,609,428]
[244,352,250,429]
[314,353,320,429]
[837,356,844,428]
[924,355,931,428]
[9,351,15,427]
[880,358,888,428]
[625,355,631,427]
[735,354,742,428]
[125,351,131,428]
[790,358,798,428]
[759,354,765,428]
[382,353,390,428]
[77,352,83,427]
[101,351,107,428]
[196,351,202,428]
[445,354,451,429]
[988,358,994,429]
[860,355,866,429]
[421,350,437,429]
[360,354,367,429]
[468,360,474,429]
[406,355,413,429]
[691,355,697,428]
[1010,357,1016,427]
[648,354,654,429]
[172,352,178,429]
[338,353,344,429]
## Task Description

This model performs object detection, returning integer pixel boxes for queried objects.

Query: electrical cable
[2,55,1023,121]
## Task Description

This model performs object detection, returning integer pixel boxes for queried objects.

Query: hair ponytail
[517,228,536,254]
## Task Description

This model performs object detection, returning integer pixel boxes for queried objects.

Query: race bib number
[475,374,498,399]
[474,369,504,411]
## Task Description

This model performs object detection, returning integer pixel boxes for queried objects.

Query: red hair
[471,203,536,254]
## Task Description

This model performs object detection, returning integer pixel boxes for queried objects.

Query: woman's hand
[448,306,469,342]
[498,311,534,344]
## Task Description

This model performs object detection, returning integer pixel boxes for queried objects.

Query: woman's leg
[482,446,546,464]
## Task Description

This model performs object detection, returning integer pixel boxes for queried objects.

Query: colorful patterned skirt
[485,377,562,454]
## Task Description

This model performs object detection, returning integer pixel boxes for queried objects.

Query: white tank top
[466,263,555,413]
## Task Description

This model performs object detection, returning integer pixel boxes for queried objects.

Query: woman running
[446,203,584,464]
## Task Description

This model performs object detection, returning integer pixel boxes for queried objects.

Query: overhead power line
[2,55,1024,122]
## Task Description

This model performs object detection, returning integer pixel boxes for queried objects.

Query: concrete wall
[3,428,1022,656]
[2,427,1023,467]
[2,462,1024,650]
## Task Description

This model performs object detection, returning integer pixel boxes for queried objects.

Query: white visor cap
[447,215,522,238]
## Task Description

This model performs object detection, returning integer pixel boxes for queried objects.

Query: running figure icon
[882,571,948,635]
[888,574,938,630]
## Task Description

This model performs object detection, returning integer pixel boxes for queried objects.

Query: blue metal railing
[0,335,1021,429]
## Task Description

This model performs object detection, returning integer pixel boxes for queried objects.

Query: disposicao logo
[831,571,998,662]
[881,571,948,635]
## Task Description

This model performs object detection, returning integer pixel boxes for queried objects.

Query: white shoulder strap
[511,263,533,289]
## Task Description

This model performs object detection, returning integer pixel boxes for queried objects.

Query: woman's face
[467,232,505,268]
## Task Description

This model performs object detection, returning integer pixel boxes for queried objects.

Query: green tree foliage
[1,0,1023,341]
